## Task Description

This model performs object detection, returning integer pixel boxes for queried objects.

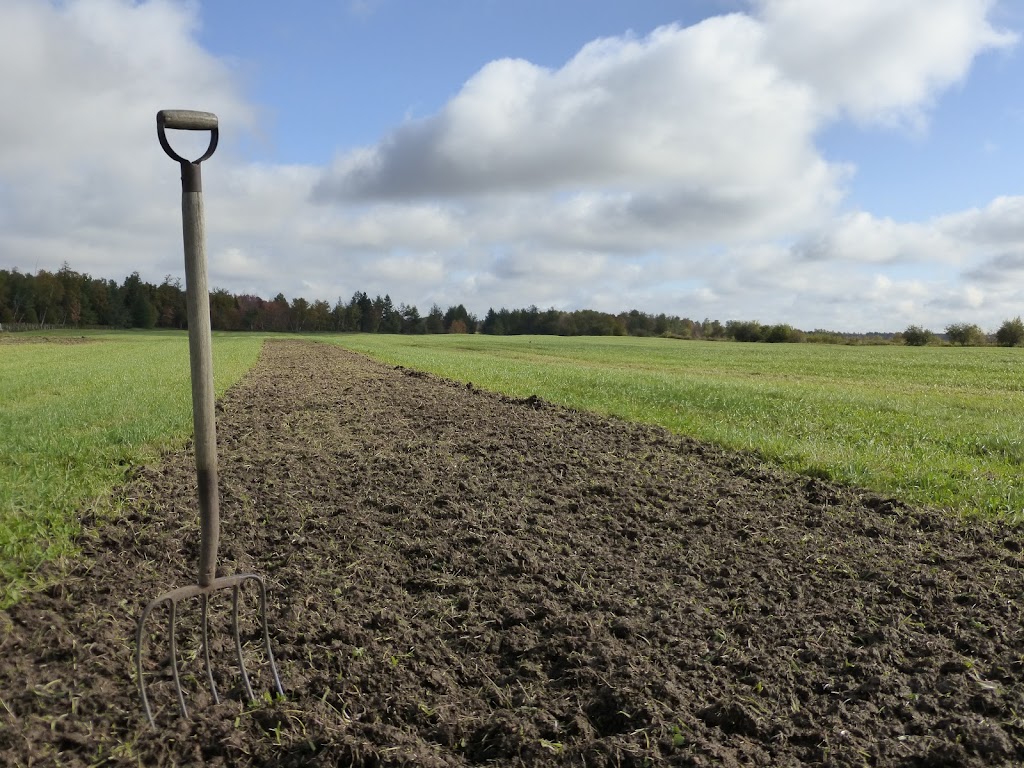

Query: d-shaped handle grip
[157,110,219,165]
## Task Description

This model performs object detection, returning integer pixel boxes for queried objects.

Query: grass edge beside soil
[325,333,1024,522]
[0,330,266,608]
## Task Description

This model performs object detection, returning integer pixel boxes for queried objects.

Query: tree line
[0,265,477,334]
[1,265,1022,346]
[903,320,1024,348]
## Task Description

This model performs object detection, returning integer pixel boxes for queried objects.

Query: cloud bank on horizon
[1,0,1022,332]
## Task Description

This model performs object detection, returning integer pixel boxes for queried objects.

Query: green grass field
[3,330,1022,606]
[0,330,263,606]
[331,334,1024,521]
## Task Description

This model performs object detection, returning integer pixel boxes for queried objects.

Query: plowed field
[3,340,1024,766]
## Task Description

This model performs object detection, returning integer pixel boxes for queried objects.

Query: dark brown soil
[3,339,1024,767]
[0,334,93,344]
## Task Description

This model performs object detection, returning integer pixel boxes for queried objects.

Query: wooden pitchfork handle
[157,110,220,588]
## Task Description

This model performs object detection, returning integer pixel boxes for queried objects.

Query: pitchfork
[135,110,283,725]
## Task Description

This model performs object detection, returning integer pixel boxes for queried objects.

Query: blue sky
[197,1,734,162]
[2,0,1023,332]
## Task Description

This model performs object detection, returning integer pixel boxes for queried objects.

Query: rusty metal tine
[168,598,188,719]
[201,593,219,705]
[232,583,256,701]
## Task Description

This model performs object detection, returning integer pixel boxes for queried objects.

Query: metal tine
[230,575,285,704]
[168,598,188,718]
[241,574,284,700]
[253,576,285,698]
[232,583,256,701]
[201,593,219,705]
[135,597,163,725]
[136,574,284,726]
[136,593,191,726]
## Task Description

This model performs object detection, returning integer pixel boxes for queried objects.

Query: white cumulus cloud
[0,0,1020,331]
[755,0,1016,126]
[793,212,964,265]
[314,15,842,246]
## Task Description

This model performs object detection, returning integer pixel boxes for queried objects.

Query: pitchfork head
[135,573,283,726]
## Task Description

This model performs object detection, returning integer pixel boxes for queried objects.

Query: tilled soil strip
[2,339,1024,767]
